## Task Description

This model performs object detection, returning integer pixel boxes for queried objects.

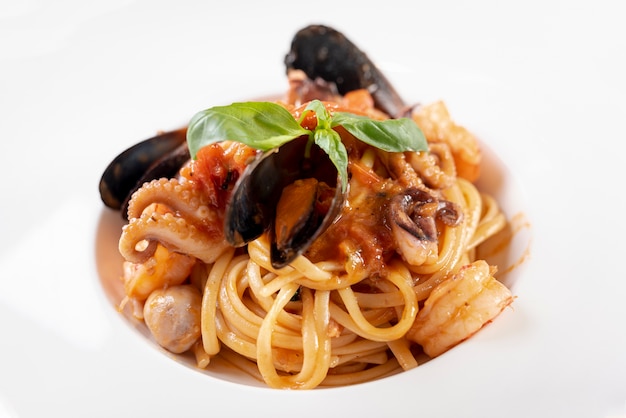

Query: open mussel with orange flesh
[99,127,189,218]
[285,24,410,118]
[224,136,345,269]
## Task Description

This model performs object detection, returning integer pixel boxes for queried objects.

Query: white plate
[1,1,625,417]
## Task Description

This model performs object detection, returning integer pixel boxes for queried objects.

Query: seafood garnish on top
[98,24,514,389]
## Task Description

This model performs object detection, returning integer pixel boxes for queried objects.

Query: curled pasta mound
[116,80,513,389]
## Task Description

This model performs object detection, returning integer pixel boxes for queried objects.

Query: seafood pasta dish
[99,25,514,389]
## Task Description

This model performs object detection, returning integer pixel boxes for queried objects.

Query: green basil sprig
[186,100,427,191]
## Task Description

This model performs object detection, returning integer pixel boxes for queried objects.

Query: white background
[1,1,624,417]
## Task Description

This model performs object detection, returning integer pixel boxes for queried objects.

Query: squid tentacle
[406,143,457,190]
[119,211,230,264]
[127,178,216,225]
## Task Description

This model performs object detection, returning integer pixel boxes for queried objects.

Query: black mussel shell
[224,137,345,268]
[99,127,188,217]
[285,24,409,118]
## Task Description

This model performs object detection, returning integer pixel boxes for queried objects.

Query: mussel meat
[224,137,345,269]
[285,24,410,118]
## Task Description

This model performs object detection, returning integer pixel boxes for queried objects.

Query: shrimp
[412,101,481,182]
[407,260,514,357]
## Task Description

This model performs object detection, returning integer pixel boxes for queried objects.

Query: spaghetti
[115,75,514,389]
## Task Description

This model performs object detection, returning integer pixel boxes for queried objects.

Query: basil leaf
[185,99,427,196]
[331,112,428,153]
[187,102,308,158]
[313,127,349,191]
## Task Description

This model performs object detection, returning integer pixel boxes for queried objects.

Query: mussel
[99,24,408,268]
[99,127,189,218]
[224,137,345,269]
[224,24,412,267]
[285,24,410,118]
